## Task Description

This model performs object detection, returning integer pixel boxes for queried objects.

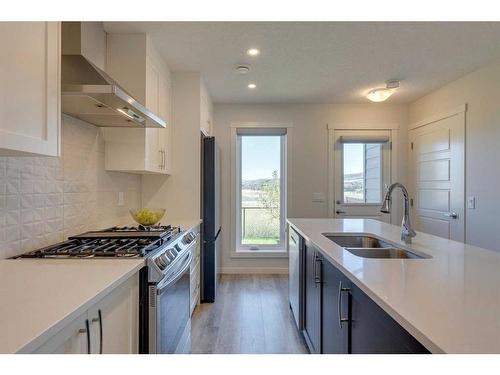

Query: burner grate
[18,237,163,258]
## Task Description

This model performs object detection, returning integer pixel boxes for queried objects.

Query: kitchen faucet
[380,182,416,244]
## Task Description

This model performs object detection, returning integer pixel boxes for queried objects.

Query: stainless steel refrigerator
[201,135,221,303]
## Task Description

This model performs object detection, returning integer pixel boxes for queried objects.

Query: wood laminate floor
[191,274,308,354]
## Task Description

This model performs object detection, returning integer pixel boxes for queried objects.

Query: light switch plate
[118,192,124,206]
[312,192,325,202]
[467,196,476,209]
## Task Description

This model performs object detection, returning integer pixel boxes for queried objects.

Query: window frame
[234,130,287,252]
[226,121,294,258]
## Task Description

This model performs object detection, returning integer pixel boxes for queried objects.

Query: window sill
[230,250,288,259]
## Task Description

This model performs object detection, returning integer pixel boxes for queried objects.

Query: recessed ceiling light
[248,83,257,89]
[366,80,400,102]
[247,48,260,56]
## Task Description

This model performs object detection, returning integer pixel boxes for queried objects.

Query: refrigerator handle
[214,227,221,241]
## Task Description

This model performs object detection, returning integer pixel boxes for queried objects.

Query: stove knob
[155,257,166,270]
[162,254,171,265]
[156,254,170,269]
[166,249,176,261]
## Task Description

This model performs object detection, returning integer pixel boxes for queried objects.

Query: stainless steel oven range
[145,229,198,354]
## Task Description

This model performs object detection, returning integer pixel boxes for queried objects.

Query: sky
[343,143,364,175]
[240,136,365,181]
[241,136,281,181]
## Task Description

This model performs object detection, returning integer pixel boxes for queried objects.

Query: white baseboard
[219,267,289,274]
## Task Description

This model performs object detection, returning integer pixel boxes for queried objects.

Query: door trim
[409,104,467,130]
[328,127,400,225]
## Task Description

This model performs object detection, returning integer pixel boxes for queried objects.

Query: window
[342,143,383,204]
[235,129,286,251]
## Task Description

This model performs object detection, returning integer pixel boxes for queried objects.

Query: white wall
[409,59,500,251]
[0,115,142,259]
[214,103,408,273]
[142,72,202,221]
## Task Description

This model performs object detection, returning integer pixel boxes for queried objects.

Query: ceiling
[103,22,500,104]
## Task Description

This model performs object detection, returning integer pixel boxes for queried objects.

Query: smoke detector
[236,65,251,75]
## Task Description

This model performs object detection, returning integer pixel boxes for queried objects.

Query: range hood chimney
[61,22,166,128]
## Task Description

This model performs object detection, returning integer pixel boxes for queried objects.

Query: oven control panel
[147,227,199,283]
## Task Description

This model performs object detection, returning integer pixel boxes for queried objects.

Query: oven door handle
[156,250,193,295]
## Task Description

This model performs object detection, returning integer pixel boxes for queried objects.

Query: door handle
[444,211,458,219]
[336,210,346,215]
[337,281,351,329]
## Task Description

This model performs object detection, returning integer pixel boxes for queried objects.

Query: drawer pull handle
[338,281,351,329]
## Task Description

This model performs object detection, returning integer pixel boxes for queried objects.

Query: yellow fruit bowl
[130,208,166,227]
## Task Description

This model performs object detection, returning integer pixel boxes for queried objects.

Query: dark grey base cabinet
[349,282,429,354]
[298,238,429,354]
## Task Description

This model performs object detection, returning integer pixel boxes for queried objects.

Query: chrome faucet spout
[380,183,416,244]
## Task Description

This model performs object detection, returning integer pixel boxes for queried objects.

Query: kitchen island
[288,218,500,353]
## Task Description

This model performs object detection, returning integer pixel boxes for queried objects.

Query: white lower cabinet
[33,274,139,354]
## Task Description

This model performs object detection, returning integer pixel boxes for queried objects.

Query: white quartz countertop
[0,258,144,353]
[172,219,202,233]
[287,218,500,354]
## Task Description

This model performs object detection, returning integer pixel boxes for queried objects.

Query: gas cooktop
[14,225,181,259]
[70,225,179,239]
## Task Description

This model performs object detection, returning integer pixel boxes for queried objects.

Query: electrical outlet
[467,196,476,209]
[312,193,325,202]
[118,192,124,206]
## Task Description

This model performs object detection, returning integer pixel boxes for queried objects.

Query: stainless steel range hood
[61,23,166,128]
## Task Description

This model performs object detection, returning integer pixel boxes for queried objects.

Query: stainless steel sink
[325,235,392,249]
[343,247,426,259]
[323,234,430,259]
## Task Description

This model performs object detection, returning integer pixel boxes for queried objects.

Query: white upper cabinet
[0,22,61,156]
[102,34,172,175]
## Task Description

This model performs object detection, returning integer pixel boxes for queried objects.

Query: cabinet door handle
[162,150,166,170]
[158,150,163,169]
[98,309,103,354]
[91,309,103,354]
[85,319,91,354]
[314,254,322,287]
[337,281,351,329]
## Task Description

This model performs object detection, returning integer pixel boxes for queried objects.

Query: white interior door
[333,130,392,222]
[409,112,465,241]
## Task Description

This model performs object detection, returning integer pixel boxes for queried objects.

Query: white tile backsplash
[0,115,142,258]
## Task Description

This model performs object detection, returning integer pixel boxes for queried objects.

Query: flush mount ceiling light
[366,80,400,102]
[236,65,251,74]
[248,83,257,89]
[247,48,260,56]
